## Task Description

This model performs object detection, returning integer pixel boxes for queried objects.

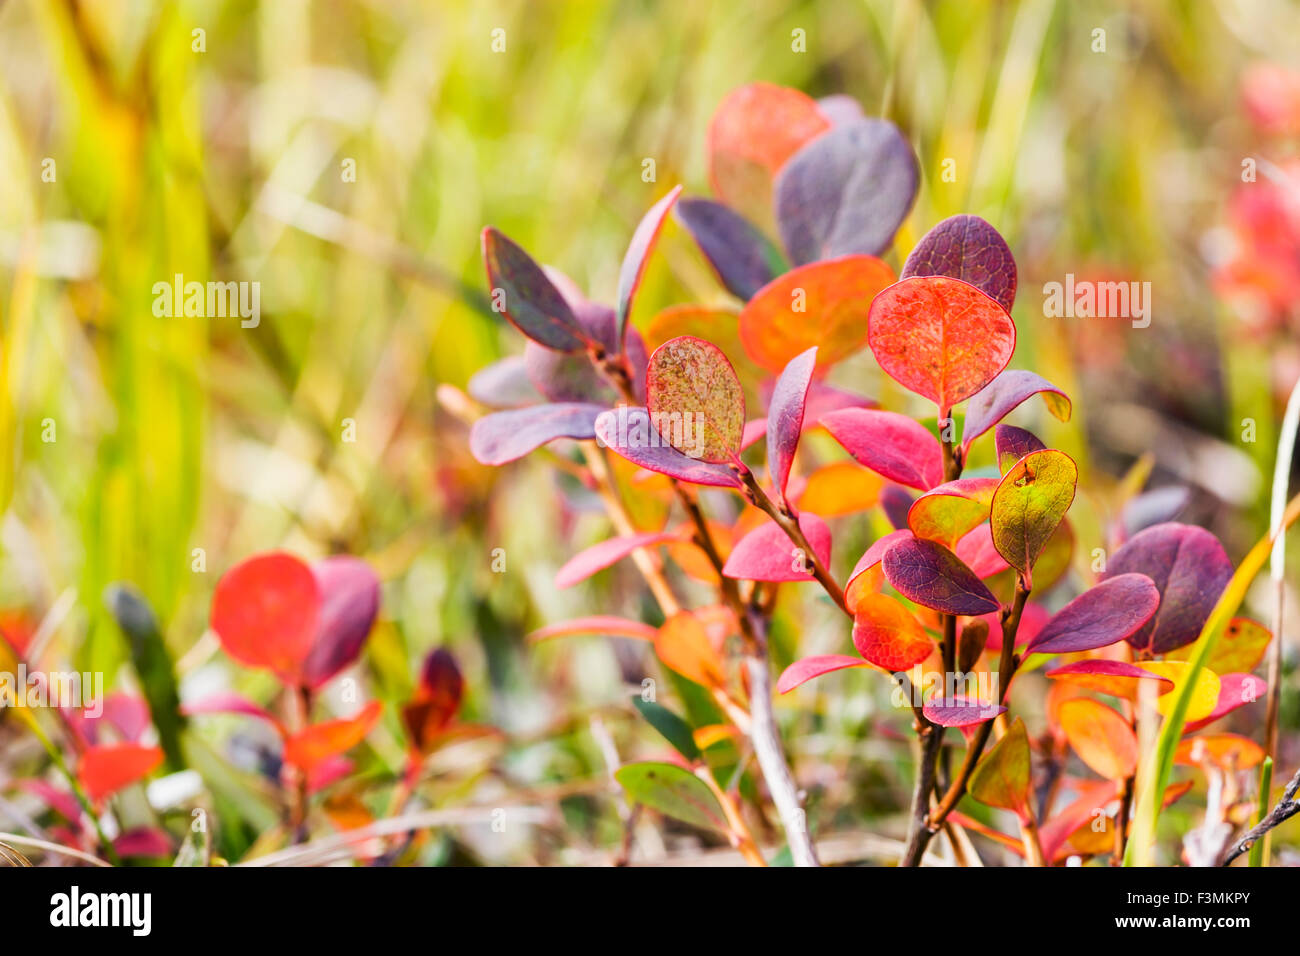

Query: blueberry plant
[469,82,1300,867]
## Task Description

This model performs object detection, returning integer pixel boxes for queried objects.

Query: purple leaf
[961,370,1071,452]
[470,403,606,465]
[467,356,542,408]
[900,214,1018,313]
[777,654,869,693]
[767,346,818,507]
[815,94,864,126]
[302,557,382,689]
[524,311,649,404]
[1118,486,1191,541]
[482,228,589,352]
[556,532,684,589]
[993,424,1047,473]
[882,536,1000,615]
[617,186,683,342]
[594,406,744,489]
[115,827,172,858]
[923,696,1006,728]
[675,197,785,301]
[821,408,943,490]
[881,486,915,530]
[1025,573,1160,654]
[774,119,919,264]
[722,512,831,582]
[1102,522,1234,655]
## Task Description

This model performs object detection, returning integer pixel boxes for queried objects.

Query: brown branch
[1219,764,1300,865]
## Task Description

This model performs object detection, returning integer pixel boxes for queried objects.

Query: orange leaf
[654,612,727,689]
[851,593,934,671]
[284,700,384,771]
[796,461,883,516]
[1174,733,1265,771]
[79,743,164,802]
[1059,698,1138,781]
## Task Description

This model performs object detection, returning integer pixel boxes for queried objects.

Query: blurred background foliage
[2,0,1300,863]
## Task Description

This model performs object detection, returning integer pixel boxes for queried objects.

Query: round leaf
[851,593,934,671]
[990,449,1078,577]
[646,336,745,464]
[901,214,1018,313]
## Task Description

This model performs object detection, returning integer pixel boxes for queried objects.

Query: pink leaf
[555,532,685,589]
[821,408,943,490]
[766,347,818,507]
[722,513,832,583]
[527,616,657,643]
[962,370,1071,452]
[777,655,869,693]
[617,186,683,342]
[923,697,1006,728]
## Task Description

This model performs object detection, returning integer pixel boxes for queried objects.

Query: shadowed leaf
[994,424,1047,473]
[470,402,606,466]
[882,536,1000,615]
[103,584,185,772]
[922,697,1006,728]
[481,227,588,351]
[1026,574,1160,654]
[1102,522,1234,655]
[676,197,786,300]
[901,214,1018,313]
[467,356,543,407]
[774,119,918,263]
[302,557,381,689]
[633,697,701,761]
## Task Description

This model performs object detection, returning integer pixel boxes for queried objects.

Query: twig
[1219,764,1300,865]
[0,832,112,867]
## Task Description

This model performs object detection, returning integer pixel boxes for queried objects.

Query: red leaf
[993,424,1046,473]
[867,276,1016,414]
[115,827,172,858]
[766,346,818,506]
[777,654,869,693]
[211,552,319,682]
[821,408,943,490]
[722,513,831,583]
[79,743,164,802]
[845,529,914,612]
[852,593,934,671]
[403,648,464,753]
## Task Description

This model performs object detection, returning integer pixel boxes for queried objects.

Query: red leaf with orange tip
[738,256,895,375]
[867,276,1016,414]
[283,700,384,771]
[851,593,934,671]
[821,408,943,491]
[654,612,727,689]
[79,743,164,802]
[210,552,319,683]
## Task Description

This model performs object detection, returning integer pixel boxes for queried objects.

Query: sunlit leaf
[796,461,883,516]
[1174,733,1265,770]
[1058,698,1138,780]
[990,449,1078,578]
[644,336,745,464]
[210,552,319,683]
[1137,661,1221,722]
[654,612,727,689]
[555,531,684,589]
[851,593,934,671]
[738,256,895,374]
[284,700,383,771]
[721,512,831,583]
[79,743,164,802]
[867,276,1016,414]
[776,654,870,693]
[527,615,657,643]
[907,478,998,548]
